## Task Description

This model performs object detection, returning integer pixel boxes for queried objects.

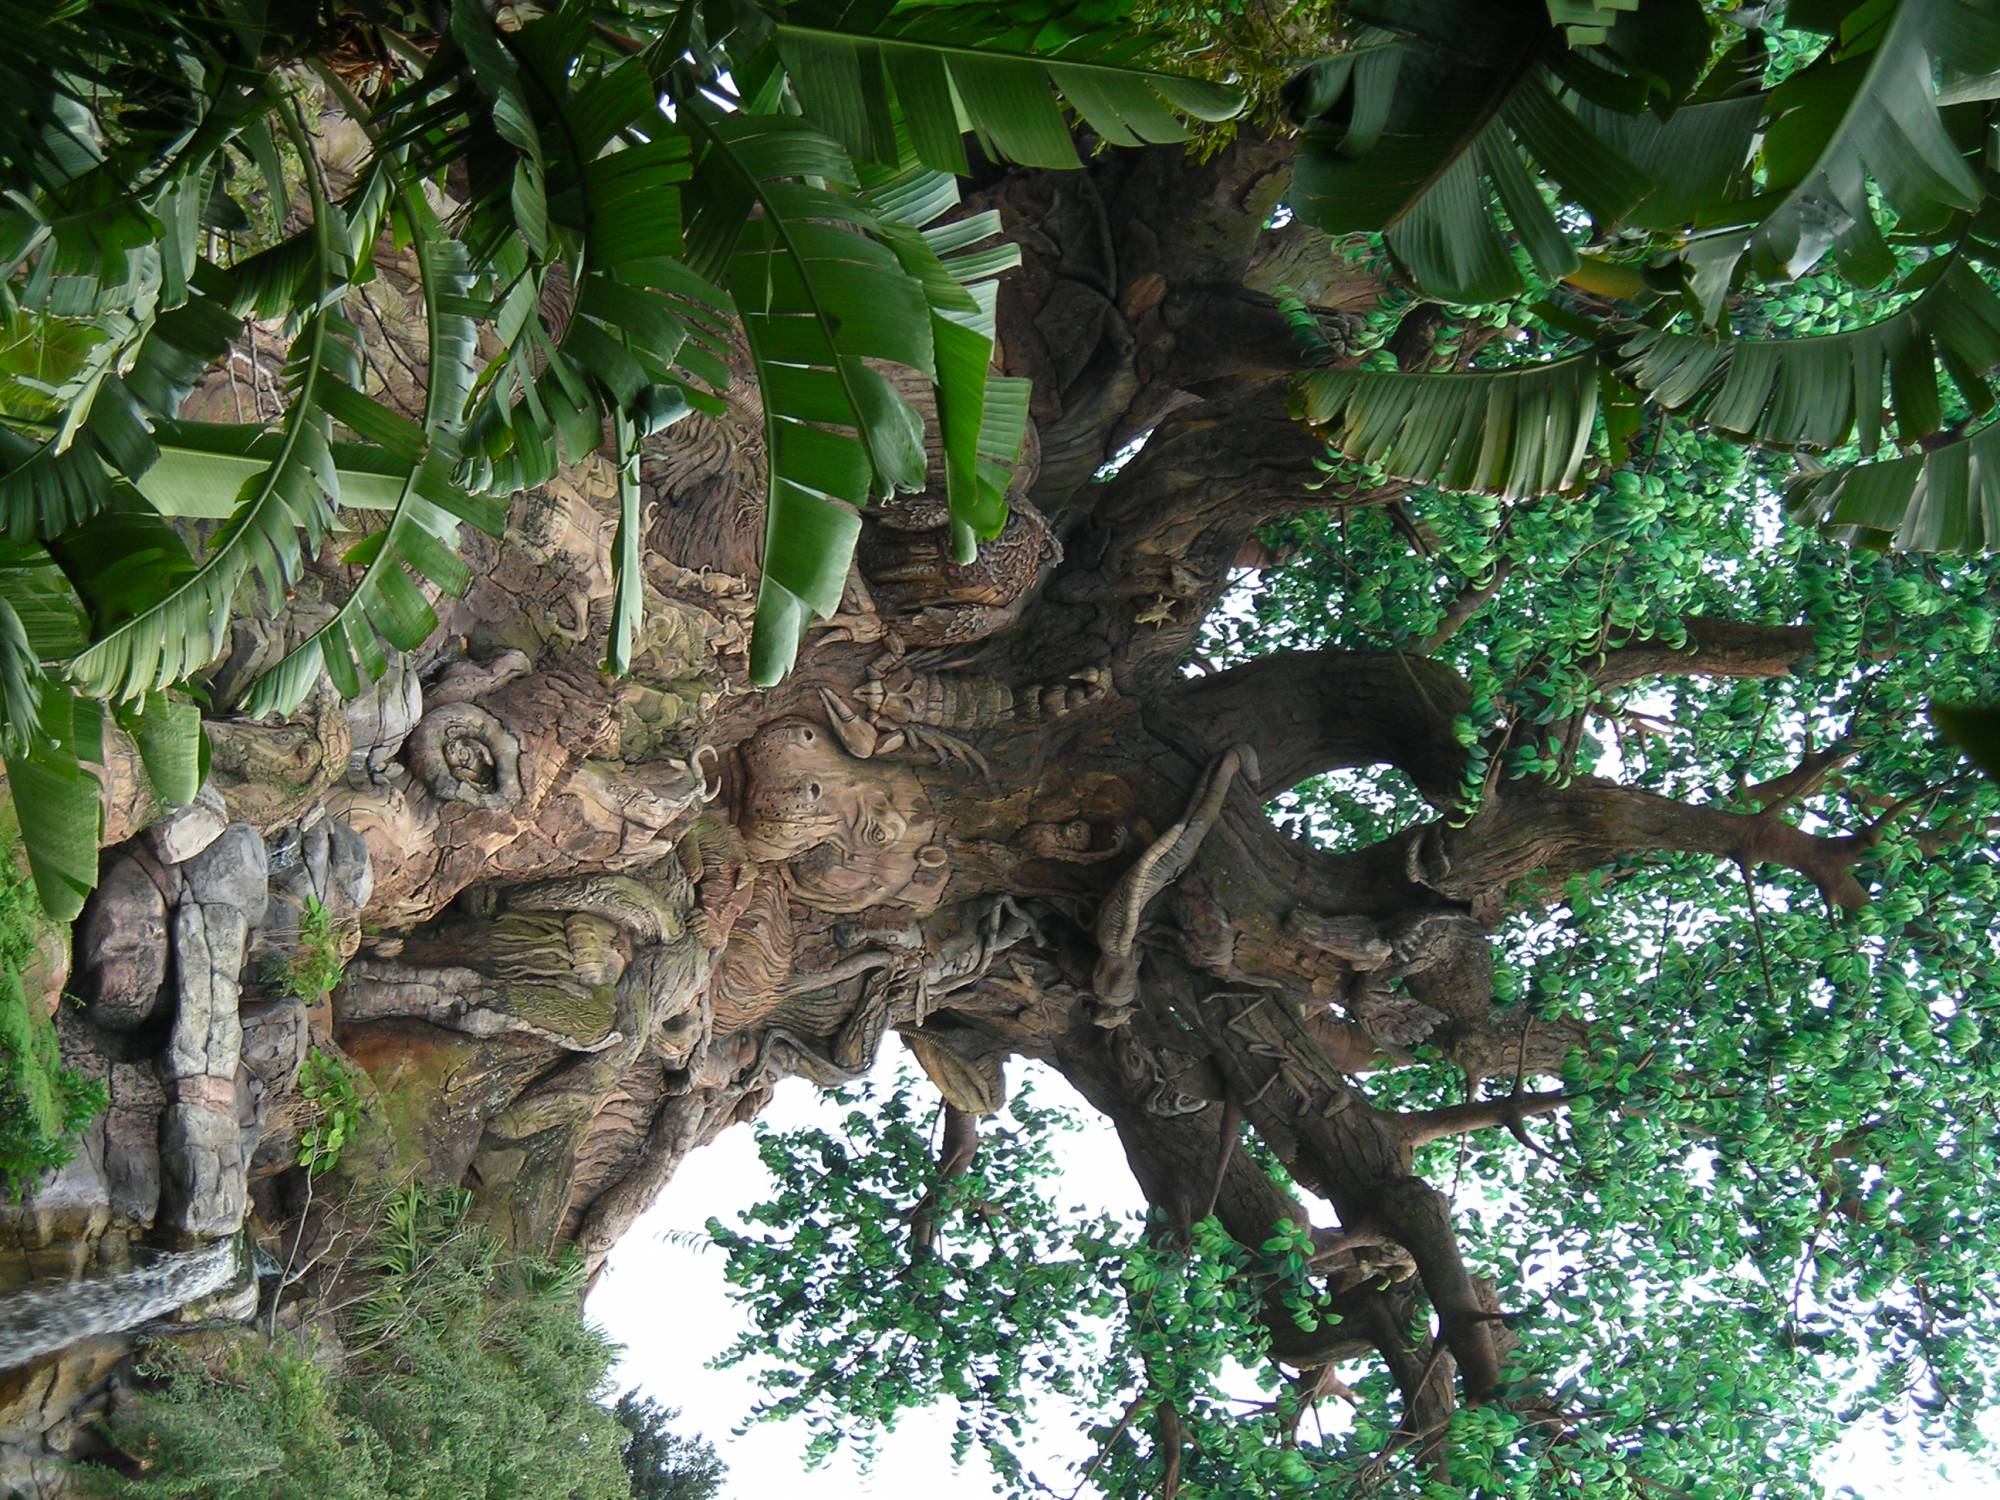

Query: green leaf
[1744,0,2000,285]
[118,691,203,807]
[684,108,980,684]
[243,220,498,719]
[774,1,1242,174]
[4,685,101,920]
[68,105,351,706]
[604,410,644,677]
[1292,354,1601,499]
[1621,258,2000,452]
[1288,28,1653,301]
[1786,411,2000,551]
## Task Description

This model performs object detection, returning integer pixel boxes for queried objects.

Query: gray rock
[99,1058,165,1230]
[157,1103,248,1238]
[145,783,228,865]
[179,822,269,928]
[77,855,168,1031]
[318,818,372,917]
[239,1001,308,1094]
[166,905,246,1083]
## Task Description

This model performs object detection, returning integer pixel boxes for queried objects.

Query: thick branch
[1588,618,1817,691]
[1422,776,1882,911]
[1159,649,1471,805]
[1026,388,1343,690]
[906,1105,980,1262]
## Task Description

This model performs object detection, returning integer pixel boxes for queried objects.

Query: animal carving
[1092,744,1260,1025]
[1018,820,1128,864]
[818,657,1112,773]
[856,494,1060,646]
[736,718,947,914]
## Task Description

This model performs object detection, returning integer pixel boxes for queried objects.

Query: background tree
[7,0,2000,1497]
[610,1392,727,1500]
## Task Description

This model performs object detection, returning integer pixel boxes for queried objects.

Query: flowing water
[0,1240,240,1370]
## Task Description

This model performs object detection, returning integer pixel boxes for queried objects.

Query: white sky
[589,1056,2000,1499]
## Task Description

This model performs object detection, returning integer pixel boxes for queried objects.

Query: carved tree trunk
[31,130,1899,1458]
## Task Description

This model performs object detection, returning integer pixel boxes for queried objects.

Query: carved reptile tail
[1091,744,1260,1019]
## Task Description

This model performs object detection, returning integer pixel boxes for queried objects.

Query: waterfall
[0,1240,240,1371]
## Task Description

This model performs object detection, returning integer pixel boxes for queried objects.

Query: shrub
[77,1185,718,1500]
[0,862,104,1199]
[272,896,348,1002]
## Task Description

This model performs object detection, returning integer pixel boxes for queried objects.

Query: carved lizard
[1092,744,1260,1025]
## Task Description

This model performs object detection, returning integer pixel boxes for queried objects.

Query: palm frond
[1620,258,2000,453]
[773,0,1242,173]
[243,222,502,718]
[67,104,354,705]
[682,107,947,684]
[1786,413,2000,552]
[860,160,1022,561]
[1739,0,2000,286]
[1286,25,1654,302]
[1292,355,1601,500]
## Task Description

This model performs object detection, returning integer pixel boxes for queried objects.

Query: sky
[587,1057,2000,1500]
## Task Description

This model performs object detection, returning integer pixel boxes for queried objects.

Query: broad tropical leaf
[1787,413,2000,551]
[683,108,958,684]
[67,107,355,705]
[1620,259,2000,453]
[773,0,1241,174]
[1286,24,1655,302]
[1738,0,2000,287]
[1292,355,1600,499]
[242,222,502,718]
[861,159,1023,560]
[0,294,242,539]
[3,687,102,920]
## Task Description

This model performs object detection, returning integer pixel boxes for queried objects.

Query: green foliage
[0,857,102,1198]
[709,1074,1121,1473]
[1279,0,2000,577]
[610,1392,726,1500]
[710,1075,1345,1491]
[0,0,1242,918]
[78,1183,679,1500]
[271,896,347,1003]
[1207,415,2000,1489]
[293,1047,362,1177]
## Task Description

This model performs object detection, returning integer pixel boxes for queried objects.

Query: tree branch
[1159,648,1471,805]
[1420,561,1512,653]
[1587,618,1817,691]
[1401,1090,1578,1148]
[906,1105,980,1263]
[1420,775,1885,913]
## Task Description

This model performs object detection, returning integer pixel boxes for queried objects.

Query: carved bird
[856,494,1061,646]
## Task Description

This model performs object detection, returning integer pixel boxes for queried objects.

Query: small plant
[295,1048,363,1177]
[274,896,349,1002]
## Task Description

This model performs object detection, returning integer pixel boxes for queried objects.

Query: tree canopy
[9,0,2000,1497]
